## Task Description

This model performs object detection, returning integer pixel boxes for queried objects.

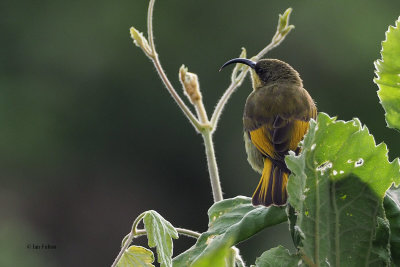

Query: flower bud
[130,27,152,56]
[179,65,202,104]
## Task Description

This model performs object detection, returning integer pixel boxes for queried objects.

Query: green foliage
[117,246,155,267]
[252,246,300,267]
[114,8,400,267]
[375,16,400,131]
[384,186,400,265]
[143,210,179,267]
[173,196,287,266]
[286,112,400,266]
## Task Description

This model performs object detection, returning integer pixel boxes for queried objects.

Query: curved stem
[147,0,156,53]
[146,0,202,131]
[175,227,201,239]
[144,0,222,201]
[112,212,147,267]
[254,34,285,61]
[152,57,203,130]
[210,67,249,129]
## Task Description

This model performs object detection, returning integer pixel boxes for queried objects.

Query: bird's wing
[244,85,317,161]
[243,131,264,174]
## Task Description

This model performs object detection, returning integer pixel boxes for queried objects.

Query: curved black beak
[219,58,256,72]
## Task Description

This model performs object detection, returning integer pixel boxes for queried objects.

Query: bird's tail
[252,158,288,206]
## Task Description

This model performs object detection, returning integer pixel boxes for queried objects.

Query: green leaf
[143,210,178,267]
[173,196,287,267]
[117,246,155,267]
[374,16,400,131]
[384,186,400,265]
[253,246,300,267]
[286,112,400,266]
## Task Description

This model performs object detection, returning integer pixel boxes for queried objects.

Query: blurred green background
[1,0,400,266]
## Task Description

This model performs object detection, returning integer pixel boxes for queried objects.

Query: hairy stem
[142,0,223,202]
[151,58,203,130]
[146,0,202,131]
[210,67,248,129]
[194,99,209,125]
[147,0,156,52]
[203,129,223,202]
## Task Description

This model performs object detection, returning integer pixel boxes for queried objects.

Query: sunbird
[220,58,317,206]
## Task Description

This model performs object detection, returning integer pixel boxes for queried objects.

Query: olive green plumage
[221,58,316,206]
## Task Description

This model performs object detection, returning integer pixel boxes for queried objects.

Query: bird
[220,58,317,206]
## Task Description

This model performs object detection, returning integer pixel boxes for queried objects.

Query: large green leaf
[286,112,400,266]
[143,210,178,267]
[117,246,155,267]
[374,16,400,131]
[172,196,287,267]
[384,186,400,265]
[252,246,300,267]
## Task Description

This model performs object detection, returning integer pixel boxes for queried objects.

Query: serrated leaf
[117,246,155,267]
[173,196,286,267]
[374,16,400,131]
[384,186,400,265]
[286,112,400,266]
[143,210,178,267]
[254,246,300,267]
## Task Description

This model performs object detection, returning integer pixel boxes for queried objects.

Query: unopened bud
[130,27,152,56]
[179,65,202,104]
[277,8,294,34]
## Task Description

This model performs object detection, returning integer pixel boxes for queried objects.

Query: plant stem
[194,99,209,125]
[146,0,202,131]
[151,57,202,130]
[147,0,155,51]
[143,0,223,202]
[176,228,201,239]
[134,227,200,239]
[255,34,286,61]
[202,129,223,202]
[112,212,147,267]
[210,67,249,129]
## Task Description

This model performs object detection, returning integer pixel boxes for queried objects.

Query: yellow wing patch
[289,120,310,151]
[249,127,275,158]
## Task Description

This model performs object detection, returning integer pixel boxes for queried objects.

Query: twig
[111,211,147,267]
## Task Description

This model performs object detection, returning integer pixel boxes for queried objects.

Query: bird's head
[220,58,302,90]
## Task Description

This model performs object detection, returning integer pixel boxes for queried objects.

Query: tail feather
[252,158,288,206]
